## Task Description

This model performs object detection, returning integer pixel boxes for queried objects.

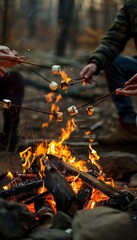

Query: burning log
[16,173,37,180]
[47,154,134,205]
[77,183,93,208]
[24,192,48,205]
[34,194,55,224]
[95,191,135,210]
[0,179,43,201]
[42,158,82,216]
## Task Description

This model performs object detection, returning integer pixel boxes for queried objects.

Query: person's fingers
[12,50,17,56]
[80,63,97,80]
[0,46,11,54]
[125,73,137,85]
[124,84,137,90]
[0,67,7,77]
[116,85,137,96]
[0,54,25,67]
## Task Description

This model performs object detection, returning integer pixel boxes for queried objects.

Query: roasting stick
[1,58,51,69]
[20,63,60,91]
[18,60,51,69]
[20,63,51,83]
[12,103,56,116]
[2,58,60,90]
[77,89,118,110]
[4,58,91,88]
[0,100,55,116]
[68,79,85,86]
[1,99,64,121]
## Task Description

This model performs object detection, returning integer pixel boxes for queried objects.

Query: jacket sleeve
[88,2,132,74]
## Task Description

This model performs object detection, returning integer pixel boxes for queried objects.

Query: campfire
[0,119,134,224]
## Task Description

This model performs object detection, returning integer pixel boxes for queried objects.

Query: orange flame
[61,71,71,83]
[45,92,54,102]
[55,94,62,103]
[19,119,114,210]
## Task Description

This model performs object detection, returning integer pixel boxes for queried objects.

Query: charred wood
[24,192,49,205]
[17,173,37,180]
[43,158,82,216]
[95,191,135,211]
[77,183,92,208]
[0,179,43,200]
[34,194,55,224]
[47,154,134,201]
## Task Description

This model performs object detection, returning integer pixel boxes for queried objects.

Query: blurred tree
[2,0,8,44]
[55,0,75,57]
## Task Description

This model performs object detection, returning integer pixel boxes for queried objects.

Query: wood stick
[77,183,92,208]
[42,157,82,216]
[46,154,124,198]
[0,179,43,200]
[34,195,55,223]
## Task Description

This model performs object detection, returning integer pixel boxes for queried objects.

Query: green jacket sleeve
[88,1,133,74]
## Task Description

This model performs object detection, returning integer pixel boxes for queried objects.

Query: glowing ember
[7,171,14,179]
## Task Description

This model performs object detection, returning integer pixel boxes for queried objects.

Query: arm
[80,1,132,80]
[116,73,137,96]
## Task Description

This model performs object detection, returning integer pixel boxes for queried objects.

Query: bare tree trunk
[2,0,8,44]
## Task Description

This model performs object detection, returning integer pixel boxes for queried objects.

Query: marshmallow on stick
[55,112,63,122]
[68,105,78,116]
[2,99,11,109]
[52,65,61,74]
[60,80,68,90]
[86,106,94,115]
[49,81,58,91]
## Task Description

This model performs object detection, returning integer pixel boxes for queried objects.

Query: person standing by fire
[80,0,137,145]
[0,45,25,151]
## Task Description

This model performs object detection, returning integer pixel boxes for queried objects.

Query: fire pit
[0,120,135,215]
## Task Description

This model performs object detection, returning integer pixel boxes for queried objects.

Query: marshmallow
[49,81,58,91]
[2,99,11,109]
[68,105,78,116]
[86,106,94,115]
[52,65,61,74]
[55,112,63,121]
[60,80,68,90]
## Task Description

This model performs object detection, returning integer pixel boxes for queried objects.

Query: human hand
[0,46,19,56]
[80,63,97,84]
[0,66,7,77]
[0,52,24,68]
[116,73,137,96]
[0,45,24,67]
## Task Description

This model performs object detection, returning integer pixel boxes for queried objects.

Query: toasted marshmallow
[60,80,68,90]
[49,81,58,91]
[68,105,78,116]
[52,65,61,74]
[55,112,63,121]
[86,106,94,115]
[2,99,11,109]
